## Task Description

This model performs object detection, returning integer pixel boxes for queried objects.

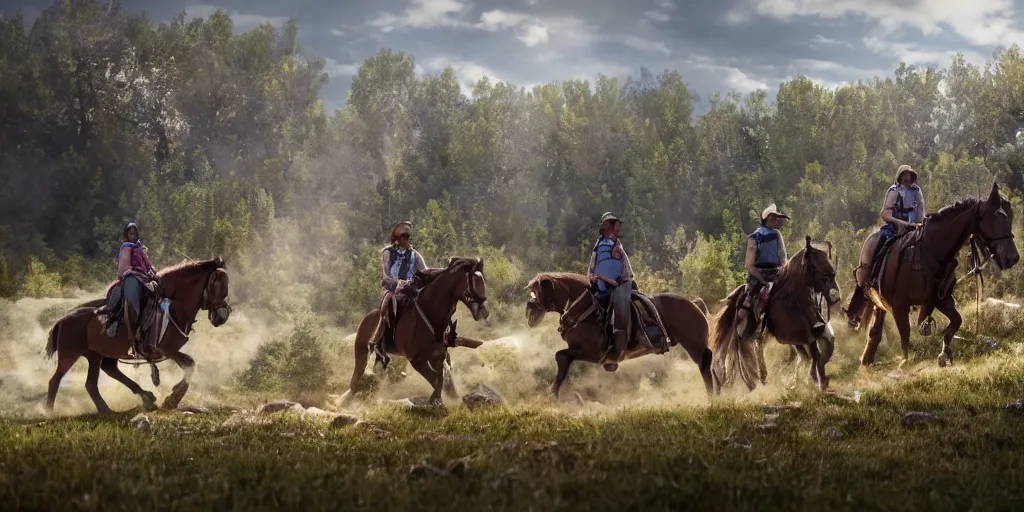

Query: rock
[129,413,151,432]
[329,414,361,429]
[180,404,212,415]
[259,400,303,415]
[303,407,336,418]
[1005,400,1024,416]
[902,411,937,428]
[221,412,272,428]
[462,384,504,411]
[978,336,999,350]
[823,429,844,441]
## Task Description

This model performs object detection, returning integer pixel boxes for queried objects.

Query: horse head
[525,273,589,328]
[801,236,841,307]
[975,181,1020,270]
[158,258,232,328]
[444,257,490,321]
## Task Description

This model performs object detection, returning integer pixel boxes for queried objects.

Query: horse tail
[711,285,761,391]
[46,321,61,360]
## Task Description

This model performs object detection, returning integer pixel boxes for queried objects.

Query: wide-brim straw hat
[390,221,413,242]
[760,203,791,221]
[894,164,918,184]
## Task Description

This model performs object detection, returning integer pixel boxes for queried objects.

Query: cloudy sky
[4,0,1024,113]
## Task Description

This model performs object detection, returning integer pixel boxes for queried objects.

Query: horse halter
[202,270,232,316]
[462,266,487,307]
[972,201,1015,254]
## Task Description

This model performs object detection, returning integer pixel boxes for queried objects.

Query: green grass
[4,353,1024,512]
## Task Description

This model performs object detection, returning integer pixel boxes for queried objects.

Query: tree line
[3,1,1024,325]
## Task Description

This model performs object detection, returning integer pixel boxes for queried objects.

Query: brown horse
[846,182,1019,367]
[45,259,231,414]
[712,237,841,392]
[342,257,489,406]
[524,272,715,398]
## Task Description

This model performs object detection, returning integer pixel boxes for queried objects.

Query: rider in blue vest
[851,165,925,305]
[736,204,789,337]
[588,212,670,365]
[376,221,429,349]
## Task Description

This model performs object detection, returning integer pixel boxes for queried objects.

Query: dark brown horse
[846,182,1019,367]
[45,259,231,414]
[525,272,715,398]
[342,257,489,406]
[712,237,841,392]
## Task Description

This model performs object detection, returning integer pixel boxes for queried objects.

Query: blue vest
[885,184,921,229]
[593,237,624,295]
[750,227,783,269]
[385,246,417,280]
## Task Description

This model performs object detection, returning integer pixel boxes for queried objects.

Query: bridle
[461,264,488,309]
[972,201,1015,255]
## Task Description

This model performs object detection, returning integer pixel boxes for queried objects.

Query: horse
[45,259,231,414]
[342,257,489,406]
[524,272,715,398]
[712,236,841,392]
[845,181,1019,367]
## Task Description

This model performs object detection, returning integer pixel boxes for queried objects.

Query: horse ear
[539,278,556,299]
[989,180,1001,205]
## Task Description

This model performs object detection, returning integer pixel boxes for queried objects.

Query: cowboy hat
[390,221,413,242]
[760,203,791,221]
[894,164,918,184]
[599,212,620,233]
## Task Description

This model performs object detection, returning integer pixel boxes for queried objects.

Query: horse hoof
[141,393,158,412]
[603,363,618,372]
[937,354,952,367]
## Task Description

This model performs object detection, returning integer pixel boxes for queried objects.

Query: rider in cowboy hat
[588,212,671,365]
[375,221,429,352]
[735,203,789,338]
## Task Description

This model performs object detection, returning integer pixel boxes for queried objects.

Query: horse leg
[552,349,575,399]
[83,353,112,415]
[161,352,195,410]
[442,351,459,399]
[808,342,828,391]
[861,308,886,365]
[341,311,376,406]
[755,337,768,385]
[46,351,79,413]
[892,305,913,365]
[410,358,445,406]
[934,295,961,367]
[100,358,157,412]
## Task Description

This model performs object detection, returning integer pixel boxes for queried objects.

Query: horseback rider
[736,204,789,337]
[376,221,428,349]
[104,222,159,356]
[588,212,671,362]
[852,164,925,296]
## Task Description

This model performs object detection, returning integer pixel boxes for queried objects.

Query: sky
[4,0,1024,114]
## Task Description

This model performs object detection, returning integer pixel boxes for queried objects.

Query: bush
[20,258,62,298]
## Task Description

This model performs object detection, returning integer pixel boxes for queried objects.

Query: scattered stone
[720,428,752,450]
[302,407,336,419]
[462,384,504,411]
[129,413,151,432]
[823,429,844,441]
[179,404,212,415]
[259,400,303,414]
[978,336,999,350]
[329,414,361,429]
[902,411,938,428]
[221,412,272,428]
[1005,400,1024,416]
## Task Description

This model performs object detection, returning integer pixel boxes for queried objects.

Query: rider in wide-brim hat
[390,221,413,244]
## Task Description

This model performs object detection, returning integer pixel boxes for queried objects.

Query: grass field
[3,297,1024,511]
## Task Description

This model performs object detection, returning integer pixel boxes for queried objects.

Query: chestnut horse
[846,182,1019,367]
[45,259,231,414]
[525,273,715,398]
[342,257,489,406]
[712,237,841,392]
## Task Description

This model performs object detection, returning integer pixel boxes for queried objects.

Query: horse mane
[926,197,980,223]
[158,258,226,278]
[771,248,818,304]
[413,257,480,287]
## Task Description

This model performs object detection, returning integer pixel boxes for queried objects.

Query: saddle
[563,290,667,358]
[95,279,168,361]
[372,273,454,369]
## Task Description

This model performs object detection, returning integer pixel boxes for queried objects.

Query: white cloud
[644,10,670,22]
[725,0,1024,48]
[517,23,550,46]
[863,36,989,68]
[659,1,676,10]
[687,56,770,94]
[184,4,288,31]
[422,57,512,95]
[330,28,345,37]
[621,35,672,56]
[368,0,472,32]
[809,34,853,48]
[478,10,530,31]
[323,57,359,77]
